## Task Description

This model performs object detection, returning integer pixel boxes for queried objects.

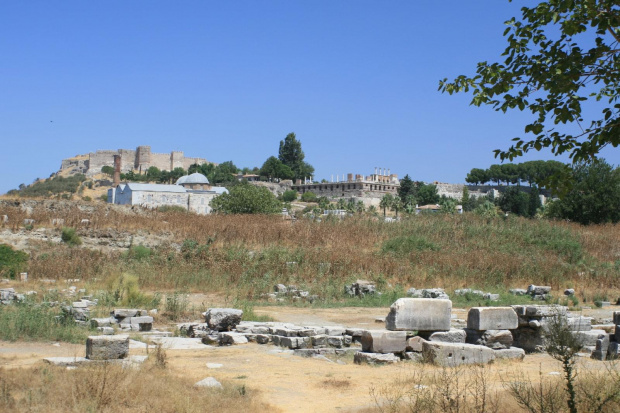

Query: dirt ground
[1,304,618,413]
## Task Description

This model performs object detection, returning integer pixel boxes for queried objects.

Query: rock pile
[91,309,154,332]
[354,298,527,366]
[344,280,379,298]
[264,284,318,303]
[527,285,552,300]
[454,289,500,301]
[406,288,449,299]
[62,297,97,325]
[0,288,23,304]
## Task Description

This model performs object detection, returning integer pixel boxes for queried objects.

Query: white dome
[176,173,209,185]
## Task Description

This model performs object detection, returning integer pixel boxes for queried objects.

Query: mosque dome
[176,173,209,185]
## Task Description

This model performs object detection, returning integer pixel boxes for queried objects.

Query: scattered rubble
[345,280,380,298]
[454,289,500,301]
[262,284,318,303]
[407,288,449,299]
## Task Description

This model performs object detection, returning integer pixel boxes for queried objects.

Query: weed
[0,303,88,343]
[61,227,82,246]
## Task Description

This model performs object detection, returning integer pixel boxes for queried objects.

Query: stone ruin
[91,309,154,333]
[41,303,620,371]
[454,288,500,302]
[344,280,380,298]
[407,288,449,300]
[352,299,620,366]
[262,284,318,303]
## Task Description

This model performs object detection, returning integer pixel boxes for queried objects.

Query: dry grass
[321,376,352,389]
[1,199,620,301]
[0,362,275,412]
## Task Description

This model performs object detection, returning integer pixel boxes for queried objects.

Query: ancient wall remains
[60,146,212,176]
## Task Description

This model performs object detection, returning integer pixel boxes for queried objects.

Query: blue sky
[1,1,618,194]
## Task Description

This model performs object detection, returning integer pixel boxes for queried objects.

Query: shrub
[300,191,318,202]
[61,227,82,246]
[108,273,159,308]
[210,183,282,214]
[14,174,86,197]
[281,190,298,202]
[0,244,28,279]
[125,244,152,261]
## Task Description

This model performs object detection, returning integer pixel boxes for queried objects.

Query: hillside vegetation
[0,200,618,304]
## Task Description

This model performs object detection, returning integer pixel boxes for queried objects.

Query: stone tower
[135,145,151,173]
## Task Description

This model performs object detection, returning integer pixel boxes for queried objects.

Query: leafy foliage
[61,227,82,246]
[210,183,282,214]
[545,159,620,224]
[9,174,87,197]
[278,132,314,180]
[300,191,318,202]
[101,165,114,177]
[260,156,294,180]
[281,190,297,202]
[440,1,620,164]
[466,160,566,187]
[0,244,28,279]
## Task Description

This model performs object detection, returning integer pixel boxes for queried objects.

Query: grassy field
[1,200,619,306]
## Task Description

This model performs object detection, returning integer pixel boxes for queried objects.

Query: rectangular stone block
[511,305,567,318]
[609,342,620,360]
[385,298,451,331]
[427,329,466,343]
[353,351,400,365]
[219,332,248,345]
[312,334,328,347]
[573,330,607,347]
[361,330,407,354]
[422,341,496,366]
[466,329,513,349]
[327,336,343,348]
[274,327,301,337]
[324,326,345,336]
[86,335,129,360]
[90,318,115,328]
[493,348,525,361]
[467,307,518,330]
[566,316,592,331]
[113,309,144,318]
[406,336,427,352]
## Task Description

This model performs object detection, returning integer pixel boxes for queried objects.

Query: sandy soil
[2,304,618,412]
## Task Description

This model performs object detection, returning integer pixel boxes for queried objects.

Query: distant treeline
[465,160,565,187]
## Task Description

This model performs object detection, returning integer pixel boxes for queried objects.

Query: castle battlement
[60,146,214,176]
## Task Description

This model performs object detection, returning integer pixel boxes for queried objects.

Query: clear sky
[1,1,618,194]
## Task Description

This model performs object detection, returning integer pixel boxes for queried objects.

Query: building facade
[291,168,400,206]
[107,173,227,215]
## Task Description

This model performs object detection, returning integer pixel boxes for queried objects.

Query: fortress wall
[182,157,208,170]
[150,153,172,171]
[61,146,212,176]
[87,150,118,176]
[135,146,151,171]
[171,151,184,170]
[118,149,137,172]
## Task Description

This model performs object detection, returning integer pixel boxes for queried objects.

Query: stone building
[61,145,214,176]
[291,168,400,207]
[107,173,227,215]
